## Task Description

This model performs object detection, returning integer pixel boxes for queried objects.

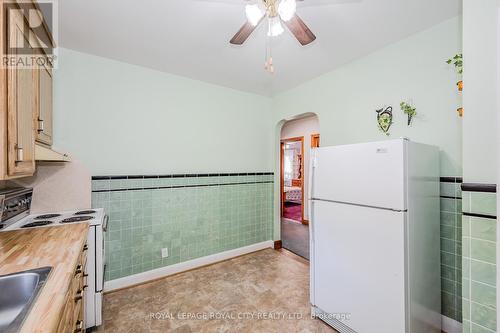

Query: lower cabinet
[57,243,87,333]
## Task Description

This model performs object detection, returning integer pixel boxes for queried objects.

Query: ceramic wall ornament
[400,101,417,126]
[376,106,393,136]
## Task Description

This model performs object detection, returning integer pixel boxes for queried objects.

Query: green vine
[400,102,417,126]
[446,53,463,75]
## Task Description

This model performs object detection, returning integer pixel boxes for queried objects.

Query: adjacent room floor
[281,218,310,260]
[99,249,334,333]
[283,202,302,222]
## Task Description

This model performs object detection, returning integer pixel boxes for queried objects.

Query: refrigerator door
[311,200,406,333]
[312,139,406,211]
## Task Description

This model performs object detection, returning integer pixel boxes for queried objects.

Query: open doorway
[280,115,319,260]
[281,137,304,223]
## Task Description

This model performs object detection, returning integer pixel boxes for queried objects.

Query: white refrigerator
[309,138,441,333]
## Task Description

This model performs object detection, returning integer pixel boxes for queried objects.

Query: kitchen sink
[0,267,52,333]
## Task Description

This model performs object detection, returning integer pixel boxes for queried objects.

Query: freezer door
[311,200,407,333]
[312,139,406,211]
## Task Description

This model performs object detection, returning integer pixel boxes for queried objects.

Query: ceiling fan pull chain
[264,26,275,74]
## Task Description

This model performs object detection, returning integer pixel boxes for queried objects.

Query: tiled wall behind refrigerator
[91,173,274,281]
[462,188,497,333]
[440,177,463,322]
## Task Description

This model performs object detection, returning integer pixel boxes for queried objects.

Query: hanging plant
[446,53,464,117]
[446,53,463,74]
[446,53,463,91]
[376,106,393,136]
[400,102,417,126]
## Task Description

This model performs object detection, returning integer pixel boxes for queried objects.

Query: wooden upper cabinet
[6,9,36,177]
[36,59,53,146]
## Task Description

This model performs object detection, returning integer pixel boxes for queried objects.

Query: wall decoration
[446,53,463,117]
[400,101,417,126]
[376,106,393,136]
[446,53,463,75]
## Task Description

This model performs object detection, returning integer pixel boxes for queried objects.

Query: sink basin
[0,267,52,333]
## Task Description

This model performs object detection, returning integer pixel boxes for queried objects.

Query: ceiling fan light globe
[267,17,284,37]
[278,0,296,22]
[245,4,265,26]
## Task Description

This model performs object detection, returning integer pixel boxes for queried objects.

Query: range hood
[35,144,71,162]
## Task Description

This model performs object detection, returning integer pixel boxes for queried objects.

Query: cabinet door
[7,10,36,177]
[36,60,53,145]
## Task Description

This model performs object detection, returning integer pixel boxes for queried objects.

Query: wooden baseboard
[274,240,282,250]
[302,219,309,225]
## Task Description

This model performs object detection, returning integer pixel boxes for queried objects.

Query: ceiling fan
[230,0,316,47]
[196,0,359,73]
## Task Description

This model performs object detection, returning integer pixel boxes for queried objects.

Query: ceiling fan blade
[230,18,263,45]
[283,15,316,46]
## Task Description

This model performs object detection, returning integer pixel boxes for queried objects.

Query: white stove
[4,208,106,230]
[0,188,107,330]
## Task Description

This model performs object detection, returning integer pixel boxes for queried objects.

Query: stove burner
[21,221,54,228]
[35,214,62,220]
[61,216,95,223]
[74,210,96,215]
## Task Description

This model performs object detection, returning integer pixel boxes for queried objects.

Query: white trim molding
[442,315,462,333]
[104,240,274,292]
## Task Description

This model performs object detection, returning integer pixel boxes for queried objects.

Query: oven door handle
[102,214,109,232]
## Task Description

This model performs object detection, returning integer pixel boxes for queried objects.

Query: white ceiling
[58,0,461,96]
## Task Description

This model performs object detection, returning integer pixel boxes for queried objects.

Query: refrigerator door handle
[309,200,315,306]
[311,198,407,213]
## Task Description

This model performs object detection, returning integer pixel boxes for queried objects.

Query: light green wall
[461,1,499,331]
[272,16,463,243]
[272,17,463,177]
[53,48,274,175]
[462,0,498,183]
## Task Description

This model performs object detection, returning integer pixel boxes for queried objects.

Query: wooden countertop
[0,223,89,333]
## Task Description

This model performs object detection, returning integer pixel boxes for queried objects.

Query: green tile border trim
[461,183,497,193]
[92,172,274,180]
[463,212,497,220]
[442,195,463,200]
[92,173,274,193]
[441,177,463,183]
[92,181,274,193]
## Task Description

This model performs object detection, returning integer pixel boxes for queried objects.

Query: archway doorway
[279,115,319,260]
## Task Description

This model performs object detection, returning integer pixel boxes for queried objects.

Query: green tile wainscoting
[91,173,476,326]
[440,177,464,323]
[91,173,274,281]
[462,183,497,333]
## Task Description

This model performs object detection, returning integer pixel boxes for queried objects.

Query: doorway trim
[311,133,320,148]
[280,136,305,224]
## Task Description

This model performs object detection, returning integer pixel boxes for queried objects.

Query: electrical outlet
[161,248,169,258]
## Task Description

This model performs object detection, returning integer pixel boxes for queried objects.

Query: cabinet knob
[82,244,88,251]
[75,264,83,275]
